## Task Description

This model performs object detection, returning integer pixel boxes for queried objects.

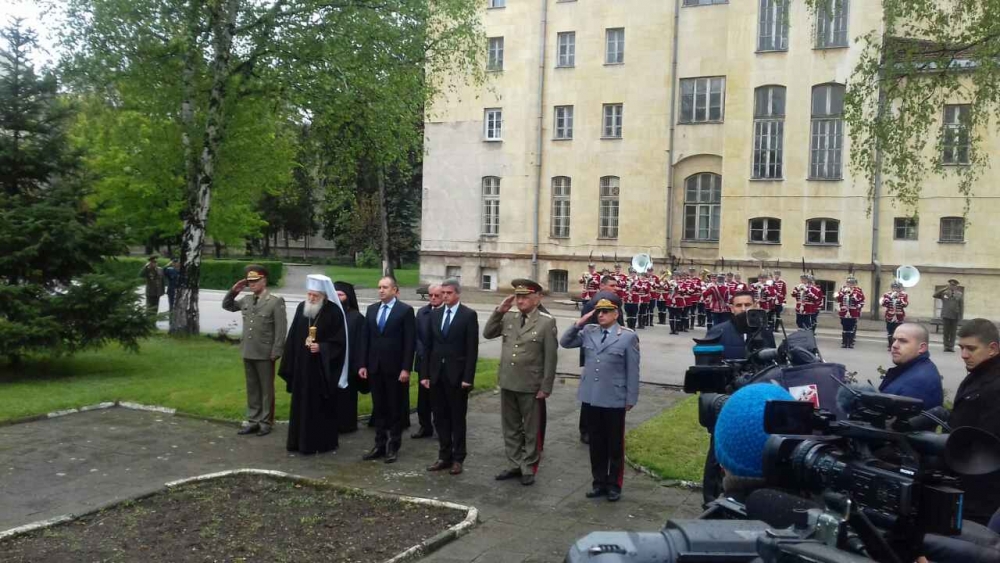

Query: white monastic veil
[306,274,349,389]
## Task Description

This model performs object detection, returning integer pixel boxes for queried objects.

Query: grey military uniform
[483,307,558,474]
[560,323,640,409]
[223,289,288,429]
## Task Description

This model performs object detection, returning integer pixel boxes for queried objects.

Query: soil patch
[2,473,467,563]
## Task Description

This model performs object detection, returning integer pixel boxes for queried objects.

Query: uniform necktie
[521,313,527,328]
[442,307,453,336]
[601,329,609,343]
[378,304,389,333]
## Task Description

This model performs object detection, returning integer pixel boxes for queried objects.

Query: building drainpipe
[665,0,681,262]
[869,35,888,319]
[531,0,550,281]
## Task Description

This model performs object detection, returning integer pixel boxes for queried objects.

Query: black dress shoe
[495,468,523,481]
[607,490,621,502]
[256,427,271,437]
[362,447,386,461]
[520,474,535,486]
[427,459,451,471]
[585,487,607,498]
[237,425,260,435]
[410,428,433,439]
[384,450,398,464]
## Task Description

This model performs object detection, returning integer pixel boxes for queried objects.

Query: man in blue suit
[879,323,944,409]
[560,294,640,502]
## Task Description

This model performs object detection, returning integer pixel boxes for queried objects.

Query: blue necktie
[601,329,609,344]
[442,308,452,336]
[378,304,389,333]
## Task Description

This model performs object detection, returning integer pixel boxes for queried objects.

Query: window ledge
[937,240,966,244]
[597,237,620,241]
[549,235,570,240]
[940,162,971,167]
[552,137,573,141]
[803,243,841,247]
[807,177,844,182]
[755,49,789,54]
[747,241,781,245]
[483,139,503,143]
[680,240,720,248]
[679,120,725,125]
[603,62,625,67]
[600,136,623,140]
[749,177,784,182]
[481,234,499,238]
[555,65,575,69]
[486,6,506,10]
[486,68,504,73]
[813,45,848,51]
[893,238,919,242]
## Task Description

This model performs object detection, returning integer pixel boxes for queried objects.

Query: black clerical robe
[278,300,346,454]
[336,308,366,433]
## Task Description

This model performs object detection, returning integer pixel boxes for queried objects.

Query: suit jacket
[560,323,640,409]
[222,289,287,360]
[422,303,479,387]
[951,356,1000,524]
[360,299,416,376]
[414,303,436,372]
[483,307,558,394]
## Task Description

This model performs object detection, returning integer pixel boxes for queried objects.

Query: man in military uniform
[934,279,964,352]
[139,255,164,314]
[483,279,559,486]
[835,276,865,348]
[702,273,730,330]
[579,263,601,301]
[882,281,909,350]
[223,265,288,436]
[635,269,651,329]
[667,272,686,334]
[772,270,788,330]
[752,272,777,330]
[560,294,640,502]
[623,269,640,330]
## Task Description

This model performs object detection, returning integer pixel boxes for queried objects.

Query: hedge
[97,258,285,290]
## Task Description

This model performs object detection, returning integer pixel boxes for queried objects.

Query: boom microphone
[834,383,876,417]
[746,488,821,529]
[906,406,952,432]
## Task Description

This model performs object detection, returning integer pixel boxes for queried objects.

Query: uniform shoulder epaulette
[621,326,635,333]
[538,311,554,319]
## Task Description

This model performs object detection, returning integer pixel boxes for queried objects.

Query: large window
[480,268,498,291]
[758,0,789,52]
[753,86,785,179]
[554,105,574,139]
[939,217,965,242]
[481,176,500,236]
[810,84,845,179]
[602,103,623,138]
[484,108,503,141]
[683,173,721,241]
[598,176,620,239]
[487,37,504,71]
[806,218,839,245]
[680,77,725,123]
[605,28,625,64]
[815,0,849,48]
[749,217,781,243]
[557,32,576,67]
[551,176,571,238]
[894,217,918,240]
[942,105,971,165]
[816,280,836,312]
[549,270,569,294]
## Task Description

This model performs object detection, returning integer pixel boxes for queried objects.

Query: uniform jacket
[773,279,788,305]
[881,291,909,323]
[836,287,866,318]
[560,323,640,409]
[933,287,964,320]
[753,282,777,311]
[483,307,559,394]
[951,356,1000,524]
[422,303,479,387]
[702,283,730,314]
[360,299,416,376]
[580,272,601,299]
[794,284,823,315]
[878,352,943,409]
[222,289,287,360]
[140,263,164,297]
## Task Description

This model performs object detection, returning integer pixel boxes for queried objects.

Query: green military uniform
[139,258,164,313]
[223,279,287,432]
[934,280,964,352]
[482,280,558,479]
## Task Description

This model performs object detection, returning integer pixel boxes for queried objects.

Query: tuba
[896,265,920,288]
[631,253,652,275]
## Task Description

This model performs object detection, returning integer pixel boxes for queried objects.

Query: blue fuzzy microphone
[714,383,794,479]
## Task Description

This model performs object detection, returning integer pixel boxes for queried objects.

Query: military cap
[846,276,858,284]
[593,291,622,310]
[245,264,269,281]
[594,298,618,311]
[948,278,960,285]
[512,278,543,295]
[148,254,159,261]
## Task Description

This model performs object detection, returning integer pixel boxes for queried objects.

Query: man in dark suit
[412,284,441,438]
[359,276,416,464]
[422,278,479,475]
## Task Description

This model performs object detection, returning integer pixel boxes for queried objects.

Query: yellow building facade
[420,0,998,321]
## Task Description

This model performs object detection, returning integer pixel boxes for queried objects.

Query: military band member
[579,263,601,301]
[635,270,652,329]
[702,274,730,330]
[724,272,736,301]
[667,273,686,334]
[560,295,640,502]
[622,270,640,330]
[772,270,788,331]
[651,270,668,326]
[483,279,558,486]
[882,281,909,350]
[686,268,703,328]
[792,274,812,330]
[836,276,865,348]
[752,273,778,330]
[612,264,628,302]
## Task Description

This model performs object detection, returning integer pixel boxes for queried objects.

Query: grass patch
[324,264,420,289]
[0,336,498,424]
[626,395,709,483]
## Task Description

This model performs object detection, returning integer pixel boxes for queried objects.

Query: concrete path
[0,381,701,562]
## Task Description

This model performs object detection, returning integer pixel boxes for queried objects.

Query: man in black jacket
[952,318,1000,526]
[359,276,416,464]
[422,278,479,476]
[412,284,441,438]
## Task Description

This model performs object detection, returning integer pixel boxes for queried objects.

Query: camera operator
[952,318,1000,526]
[703,291,776,360]
[878,323,944,409]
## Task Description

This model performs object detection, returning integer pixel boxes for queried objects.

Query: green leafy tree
[0,20,152,364]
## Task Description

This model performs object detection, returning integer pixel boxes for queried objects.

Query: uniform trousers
[637,302,649,329]
[145,292,160,314]
[645,301,655,327]
[585,405,627,492]
[432,381,470,463]
[810,314,819,332]
[697,303,707,326]
[942,318,959,351]
[501,389,543,474]
[656,300,668,324]
[668,307,684,334]
[795,313,809,330]
[840,317,858,347]
[243,359,275,430]
[623,303,639,330]
[370,370,407,453]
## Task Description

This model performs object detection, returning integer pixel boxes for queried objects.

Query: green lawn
[0,336,499,424]
[324,264,420,289]
[626,395,709,483]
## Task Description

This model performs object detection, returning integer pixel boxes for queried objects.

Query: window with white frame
[445,266,462,282]
[480,268,498,291]
[602,103,623,138]
[758,0,789,52]
[939,217,965,242]
[549,270,569,293]
[488,0,505,8]
[481,176,500,236]
[551,176,571,238]
[753,86,785,179]
[810,84,845,179]
[893,217,918,240]
[487,37,504,71]
[680,77,725,123]
[815,0,849,48]
[817,280,836,312]
[605,28,625,64]
[806,218,839,245]
[683,173,721,241]
[942,104,971,165]
[554,105,574,139]
[598,176,620,239]
[684,0,728,5]
[484,108,502,141]
[557,32,576,67]
[749,217,781,243]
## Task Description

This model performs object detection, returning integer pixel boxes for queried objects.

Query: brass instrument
[896,265,920,288]
[840,286,852,311]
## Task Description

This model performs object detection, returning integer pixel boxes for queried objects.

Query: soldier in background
[635,269,651,329]
[667,273,686,335]
[724,272,736,300]
[139,255,164,314]
[622,269,640,330]
[772,270,787,331]
[752,273,777,330]
[579,263,601,301]
[651,269,668,326]
[702,273,730,330]
[836,276,865,348]
[934,279,964,353]
[807,275,825,332]
[687,268,704,328]
[792,274,811,330]
[882,281,909,351]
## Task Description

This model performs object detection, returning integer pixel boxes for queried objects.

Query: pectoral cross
[305,326,317,348]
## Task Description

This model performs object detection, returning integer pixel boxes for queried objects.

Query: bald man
[878,323,943,409]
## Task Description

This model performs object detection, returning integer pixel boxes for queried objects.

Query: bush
[355,247,380,268]
[98,258,285,289]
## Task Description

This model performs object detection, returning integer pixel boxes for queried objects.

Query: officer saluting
[483,279,559,486]
[560,294,640,502]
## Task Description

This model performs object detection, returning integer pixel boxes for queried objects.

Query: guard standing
[579,263,601,301]
[807,276,825,332]
[635,271,651,329]
[139,255,164,314]
[933,279,964,352]
[752,273,777,330]
[772,271,788,330]
[623,270,640,330]
[702,273,730,330]
[881,281,909,351]
[835,276,865,348]
[667,273,686,334]
[483,279,558,486]
[792,274,811,330]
